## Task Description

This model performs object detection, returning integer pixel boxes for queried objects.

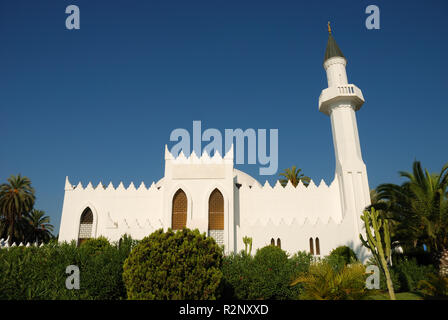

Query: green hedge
[0,236,134,300]
[222,247,311,299]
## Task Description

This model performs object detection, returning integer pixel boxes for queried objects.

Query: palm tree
[374,161,448,274]
[0,175,35,245]
[22,209,54,244]
[278,166,311,187]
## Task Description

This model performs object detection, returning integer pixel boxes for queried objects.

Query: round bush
[329,246,358,265]
[122,228,223,300]
[249,245,299,300]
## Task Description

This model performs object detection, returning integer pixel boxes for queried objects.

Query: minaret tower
[319,23,371,236]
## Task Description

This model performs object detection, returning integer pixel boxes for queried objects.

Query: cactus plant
[243,236,253,256]
[360,207,396,300]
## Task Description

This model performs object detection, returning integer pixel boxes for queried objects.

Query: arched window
[309,237,314,255]
[271,238,275,246]
[277,238,281,249]
[208,189,224,230]
[172,189,187,230]
[315,237,320,255]
[78,207,93,246]
[208,189,224,245]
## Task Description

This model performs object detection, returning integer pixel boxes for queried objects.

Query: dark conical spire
[324,22,345,63]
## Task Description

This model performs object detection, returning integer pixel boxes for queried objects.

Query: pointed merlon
[65,176,73,191]
[177,150,187,162]
[190,150,200,162]
[201,149,211,161]
[273,180,282,189]
[318,179,328,188]
[137,181,146,191]
[165,145,174,160]
[224,144,234,160]
[308,179,317,189]
[285,180,294,189]
[297,180,305,190]
[263,180,272,189]
[211,149,222,162]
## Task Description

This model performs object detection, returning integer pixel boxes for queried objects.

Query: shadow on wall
[344,240,371,263]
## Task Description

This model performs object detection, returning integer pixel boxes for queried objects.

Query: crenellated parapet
[237,176,343,226]
[165,144,233,164]
[65,176,162,193]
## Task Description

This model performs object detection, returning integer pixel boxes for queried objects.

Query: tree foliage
[122,228,223,300]
[278,166,311,187]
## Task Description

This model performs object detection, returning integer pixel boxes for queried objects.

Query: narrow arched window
[309,237,314,255]
[172,189,187,230]
[208,189,224,245]
[315,237,320,255]
[277,238,281,249]
[78,207,93,246]
[271,238,275,246]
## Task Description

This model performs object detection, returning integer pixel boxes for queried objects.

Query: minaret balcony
[319,84,365,115]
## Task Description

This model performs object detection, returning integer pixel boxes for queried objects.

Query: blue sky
[1,0,447,235]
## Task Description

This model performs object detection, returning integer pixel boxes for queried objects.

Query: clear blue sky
[1,0,447,235]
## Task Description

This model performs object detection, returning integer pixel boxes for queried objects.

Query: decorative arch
[271,238,275,246]
[208,188,224,245]
[276,238,281,249]
[309,237,314,255]
[78,207,94,246]
[172,189,187,230]
[208,189,224,230]
[315,237,320,255]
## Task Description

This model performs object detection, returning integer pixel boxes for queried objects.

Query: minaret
[319,23,371,235]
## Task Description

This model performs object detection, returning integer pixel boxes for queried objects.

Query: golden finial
[328,21,331,34]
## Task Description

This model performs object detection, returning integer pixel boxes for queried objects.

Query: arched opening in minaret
[276,238,281,249]
[315,237,320,255]
[78,207,93,246]
[208,188,224,245]
[309,237,314,255]
[271,238,275,246]
[172,189,187,230]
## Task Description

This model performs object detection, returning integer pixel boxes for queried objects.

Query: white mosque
[58,28,371,258]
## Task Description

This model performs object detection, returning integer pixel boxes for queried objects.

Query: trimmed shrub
[248,245,300,300]
[329,246,358,265]
[122,228,223,300]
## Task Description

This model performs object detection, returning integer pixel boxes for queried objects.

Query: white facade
[58,33,371,259]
